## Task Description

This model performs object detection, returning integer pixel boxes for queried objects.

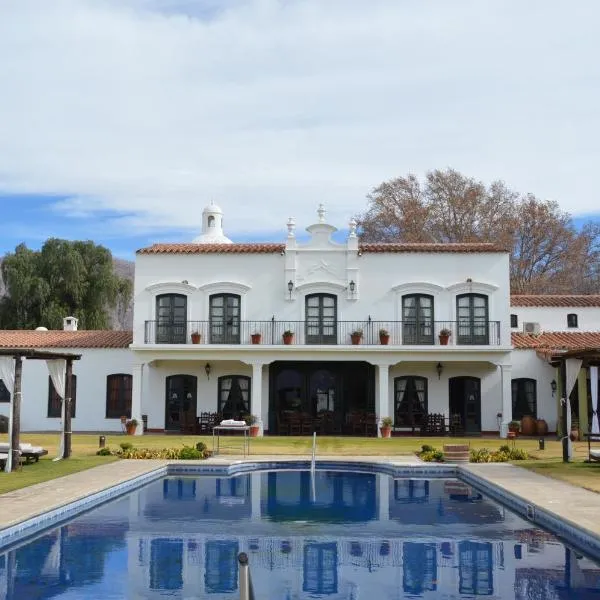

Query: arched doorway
[165,375,197,431]
[449,376,481,434]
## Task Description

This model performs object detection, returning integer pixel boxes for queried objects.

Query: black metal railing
[144,319,501,345]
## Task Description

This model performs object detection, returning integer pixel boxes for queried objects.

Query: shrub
[421,444,434,453]
[96,447,112,456]
[470,447,530,463]
[178,446,202,460]
[498,444,511,454]
[420,449,444,462]
[121,448,182,460]
[119,442,133,451]
[195,441,207,452]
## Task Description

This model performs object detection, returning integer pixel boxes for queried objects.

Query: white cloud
[0,0,599,240]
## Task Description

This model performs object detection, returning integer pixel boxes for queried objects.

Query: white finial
[349,218,357,238]
[317,203,326,223]
[287,217,296,237]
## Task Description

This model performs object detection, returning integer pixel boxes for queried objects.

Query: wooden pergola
[0,348,81,472]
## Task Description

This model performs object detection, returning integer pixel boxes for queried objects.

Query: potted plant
[251,332,262,344]
[380,416,393,438]
[125,418,138,435]
[508,420,520,439]
[191,331,201,344]
[350,329,363,345]
[379,328,390,345]
[282,330,294,345]
[438,328,451,345]
[245,414,260,437]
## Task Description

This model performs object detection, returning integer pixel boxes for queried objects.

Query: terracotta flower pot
[351,334,362,345]
[521,415,537,436]
[283,334,294,345]
[439,334,450,346]
[249,425,260,437]
[251,334,261,345]
[380,426,392,438]
[126,423,137,435]
[536,418,548,436]
[379,334,390,345]
[191,332,201,344]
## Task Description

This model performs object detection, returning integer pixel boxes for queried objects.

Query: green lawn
[0,432,598,494]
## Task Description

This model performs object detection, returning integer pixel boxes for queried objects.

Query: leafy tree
[357,168,599,293]
[0,239,131,330]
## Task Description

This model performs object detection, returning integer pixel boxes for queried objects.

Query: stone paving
[1,455,600,546]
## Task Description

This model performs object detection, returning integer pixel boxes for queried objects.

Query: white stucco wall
[510,306,600,332]
[0,348,133,432]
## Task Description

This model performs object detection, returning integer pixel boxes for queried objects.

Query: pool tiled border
[1,459,600,563]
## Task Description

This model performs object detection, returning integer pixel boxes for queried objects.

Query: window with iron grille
[567,313,578,328]
[510,314,518,328]
[511,378,537,420]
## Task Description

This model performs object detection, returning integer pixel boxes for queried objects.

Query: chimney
[63,316,78,331]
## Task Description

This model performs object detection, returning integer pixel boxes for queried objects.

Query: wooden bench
[583,433,600,462]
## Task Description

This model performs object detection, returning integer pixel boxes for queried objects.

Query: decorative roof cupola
[192,201,233,244]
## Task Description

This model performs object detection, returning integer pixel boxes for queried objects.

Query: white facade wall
[0,348,133,432]
[510,306,600,332]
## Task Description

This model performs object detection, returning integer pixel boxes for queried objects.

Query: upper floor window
[512,378,537,420]
[0,379,9,403]
[106,374,132,419]
[156,294,187,344]
[456,294,489,345]
[48,375,77,418]
[567,313,578,328]
[210,294,241,344]
[510,314,518,328]
[305,294,337,344]
[402,294,434,345]
[218,375,250,419]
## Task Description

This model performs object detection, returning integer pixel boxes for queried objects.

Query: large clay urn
[520,415,537,436]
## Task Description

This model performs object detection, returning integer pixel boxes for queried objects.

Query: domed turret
[193,201,233,244]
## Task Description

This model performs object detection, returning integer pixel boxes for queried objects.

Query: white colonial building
[1,203,600,438]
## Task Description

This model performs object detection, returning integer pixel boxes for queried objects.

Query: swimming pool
[1,469,599,599]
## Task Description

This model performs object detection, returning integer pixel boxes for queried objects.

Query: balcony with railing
[143,319,501,346]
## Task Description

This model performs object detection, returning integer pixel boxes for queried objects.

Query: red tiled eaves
[512,331,600,350]
[511,295,600,307]
[137,243,286,254]
[137,242,507,255]
[359,242,507,253]
[0,330,133,349]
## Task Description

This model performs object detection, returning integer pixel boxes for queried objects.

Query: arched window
[567,313,578,328]
[210,294,241,343]
[512,378,537,420]
[394,376,428,429]
[456,294,489,344]
[48,375,77,418]
[305,293,337,344]
[106,374,132,419]
[0,379,10,403]
[156,294,187,344]
[218,375,250,419]
[402,294,434,344]
[208,215,215,227]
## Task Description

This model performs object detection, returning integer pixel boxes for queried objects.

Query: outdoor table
[212,425,250,456]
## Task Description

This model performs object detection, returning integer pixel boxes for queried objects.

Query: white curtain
[591,366,599,434]
[0,357,15,473]
[46,359,66,461]
[565,358,583,459]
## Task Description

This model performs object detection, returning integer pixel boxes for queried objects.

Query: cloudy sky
[0,0,598,258]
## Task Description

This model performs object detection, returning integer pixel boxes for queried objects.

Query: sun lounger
[0,442,48,463]
[584,433,600,462]
[0,452,7,468]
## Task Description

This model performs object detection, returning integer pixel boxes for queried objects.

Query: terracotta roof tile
[512,331,600,350]
[510,295,600,307]
[359,242,507,253]
[137,243,285,254]
[0,330,132,349]
[137,242,507,254]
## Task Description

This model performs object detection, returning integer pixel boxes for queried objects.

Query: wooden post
[63,359,73,459]
[10,356,23,471]
[561,359,569,463]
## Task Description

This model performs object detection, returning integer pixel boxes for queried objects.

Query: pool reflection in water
[1,470,599,599]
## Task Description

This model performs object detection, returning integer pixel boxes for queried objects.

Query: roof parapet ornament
[348,218,357,238]
[317,203,326,223]
[287,217,296,238]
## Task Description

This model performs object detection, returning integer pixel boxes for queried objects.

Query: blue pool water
[1,470,600,599]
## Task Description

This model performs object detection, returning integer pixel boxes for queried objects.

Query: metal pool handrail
[238,552,256,600]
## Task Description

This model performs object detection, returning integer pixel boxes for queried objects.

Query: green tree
[0,239,130,330]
